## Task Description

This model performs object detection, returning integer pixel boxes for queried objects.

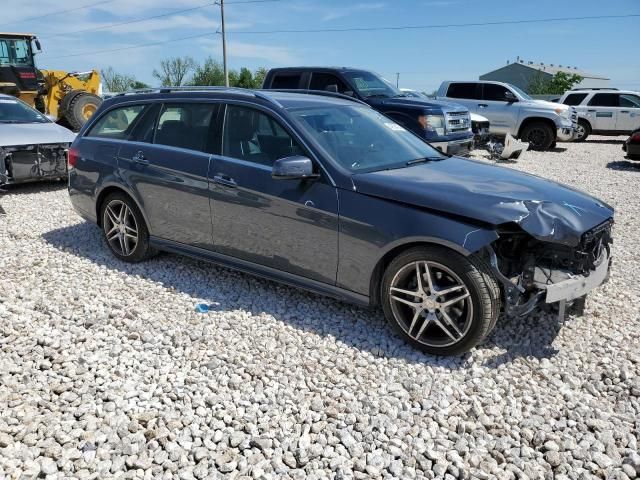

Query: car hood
[521,99,568,112]
[0,122,76,147]
[371,97,469,113]
[352,157,614,246]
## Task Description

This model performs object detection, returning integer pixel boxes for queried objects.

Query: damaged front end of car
[483,218,613,319]
[0,143,69,185]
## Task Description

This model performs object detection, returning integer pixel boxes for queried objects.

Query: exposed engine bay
[486,219,613,317]
[0,143,69,184]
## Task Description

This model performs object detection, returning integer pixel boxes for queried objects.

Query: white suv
[558,89,640,141]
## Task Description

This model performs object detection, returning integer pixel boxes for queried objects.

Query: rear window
[86,104,146,139]
[270,74,301,89]
[562,93,588,106]
[446,83,479,100]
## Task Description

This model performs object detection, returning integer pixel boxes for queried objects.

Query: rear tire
[380,246,501,356]
[521,122,555,151]
[575,119,591,142]
[100,192,155,263]
[63,92,102,131]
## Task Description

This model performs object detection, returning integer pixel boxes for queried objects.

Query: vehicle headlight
[554,107,571,119]
[425,114,446,136]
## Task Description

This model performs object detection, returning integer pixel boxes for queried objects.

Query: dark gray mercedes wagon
[68,87,614,355]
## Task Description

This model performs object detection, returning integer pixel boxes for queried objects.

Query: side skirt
[149,236,372,307]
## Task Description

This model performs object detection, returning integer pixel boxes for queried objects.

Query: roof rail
[570,87,618,91]
[264,88,369,106]
[112,85,283,107]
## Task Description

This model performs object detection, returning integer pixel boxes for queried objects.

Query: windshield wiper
[365,94,390,99]
[393,94,408,98]
[406,157,444,165]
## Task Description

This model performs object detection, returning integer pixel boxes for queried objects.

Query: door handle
[213,174,237,188]
[478,103,488,108]
[587,109,596,113]
[132,151,149,165]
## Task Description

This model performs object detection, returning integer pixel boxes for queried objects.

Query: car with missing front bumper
[0,93,75,185]
[68,87,613,356]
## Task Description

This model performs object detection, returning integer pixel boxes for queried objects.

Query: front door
[586,93,618,131]
[118,101,219,248]
[617,93,640,132]
[479,83,519,135]
[209,103,339,285]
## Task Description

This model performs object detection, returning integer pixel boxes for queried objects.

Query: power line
[39,2,218,39]
[226,13,640,34]
[40,32,218,61]
[0,0,115,28]
[38,12,640,61]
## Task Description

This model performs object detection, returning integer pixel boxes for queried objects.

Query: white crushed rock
[0,136,638,479]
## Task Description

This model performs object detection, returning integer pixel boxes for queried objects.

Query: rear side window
[446,83,480,100]
[86,105,146,139]
[588,93,619,107]
[154,103,219,153]
[482,84,510,101]
[562,93,588,106]
[270,74,301,89]
[309,73,349,93]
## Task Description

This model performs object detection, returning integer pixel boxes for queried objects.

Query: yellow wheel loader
[0,33,102,130]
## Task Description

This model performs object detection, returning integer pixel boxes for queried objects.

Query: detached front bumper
[534,251,611,303]
[556,126,578,142]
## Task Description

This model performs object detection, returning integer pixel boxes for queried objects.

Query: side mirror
[343,90,355,97]
[505,91,518,103]
[34,38,42,52]
[272,156,319,180]
[324,84,338,93]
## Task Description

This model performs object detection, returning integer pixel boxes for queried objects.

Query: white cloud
[290,1,386,22]
[198,37,298,64]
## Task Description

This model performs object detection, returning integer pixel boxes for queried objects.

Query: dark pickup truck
[262,67,475,156]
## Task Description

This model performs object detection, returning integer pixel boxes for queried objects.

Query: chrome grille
[445,111,471,133]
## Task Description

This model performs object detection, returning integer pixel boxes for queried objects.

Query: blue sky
[3,0,639,92]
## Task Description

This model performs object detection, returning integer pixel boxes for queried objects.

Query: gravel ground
[1,136,639,480]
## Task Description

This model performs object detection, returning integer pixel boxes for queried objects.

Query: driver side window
[222,105,304,166]
[483,84,510,102]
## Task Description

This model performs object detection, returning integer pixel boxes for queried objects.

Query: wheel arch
[368,237,479,307]
[95,184,150,232]
[577,117,592,129]
[517,116,557,140]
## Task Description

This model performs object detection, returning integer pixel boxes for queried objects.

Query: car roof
[103,88,365,110]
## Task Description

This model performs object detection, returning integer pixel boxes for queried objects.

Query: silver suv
[558,88,640,141]
[437,81,578,151]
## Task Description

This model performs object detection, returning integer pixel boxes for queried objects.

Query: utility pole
[396,72,400,88]
[220,0,229,87]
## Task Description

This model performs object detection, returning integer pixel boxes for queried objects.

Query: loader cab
[0,33,41,102]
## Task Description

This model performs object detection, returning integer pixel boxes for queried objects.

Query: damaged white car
[0,93,75,185]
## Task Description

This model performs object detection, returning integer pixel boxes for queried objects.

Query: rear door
[586,93,618,131]
[618,93,640,132]
[118,101,220,247]
[479,83,519,135]
[209,103,339,284]
[266,70,305,89]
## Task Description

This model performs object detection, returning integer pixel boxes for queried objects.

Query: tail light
[630,132,640,142]
[67,148,79,168]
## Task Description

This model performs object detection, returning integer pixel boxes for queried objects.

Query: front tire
[100,192,155,263]
[381,246,500,356]
[575,119,591,142]
[521,122,555,151]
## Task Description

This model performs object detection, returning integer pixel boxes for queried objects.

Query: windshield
[289,104,445,173]
[0,97,49,123]
[0,38,33,66]
[508,84,533,100]
[343,71,403,99]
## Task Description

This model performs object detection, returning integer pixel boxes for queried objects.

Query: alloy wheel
[576,123,586,140]
[389,261,473,348]
[103,200,139,256]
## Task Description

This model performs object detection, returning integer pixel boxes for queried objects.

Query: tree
[528,71,583,95]
[101,67,147,93]
[152,56,196,86]
[252,67,268,88]
[189,57,226,86]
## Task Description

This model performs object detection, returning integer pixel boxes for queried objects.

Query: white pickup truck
[436,81,578,151]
